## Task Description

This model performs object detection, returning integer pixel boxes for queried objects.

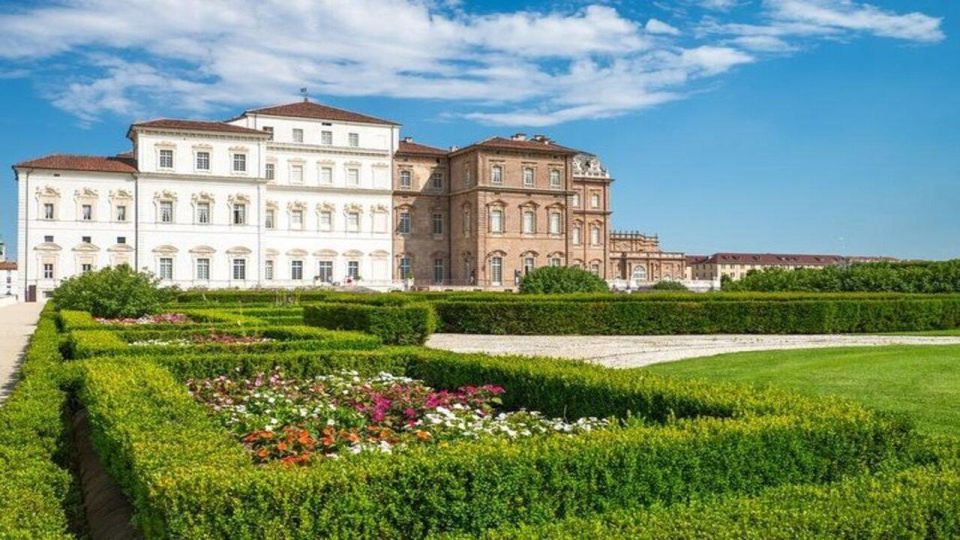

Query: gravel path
[426,333,960,369]
[0,302,44,402]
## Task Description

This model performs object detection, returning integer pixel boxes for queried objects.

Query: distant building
[608,231,686,283]
[687,252,897,281]
[0,240,16,298]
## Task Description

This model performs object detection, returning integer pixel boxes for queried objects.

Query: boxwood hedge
[75,348,912,538]
[304,303,436,345]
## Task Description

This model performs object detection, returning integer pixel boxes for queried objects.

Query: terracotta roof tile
[246,101,399,126]
[130,119,269,136]
[704,252,846,266]
[453,136,579,156]
[397,139,448,156]
[0,262,16,271]
[15,154,138,174]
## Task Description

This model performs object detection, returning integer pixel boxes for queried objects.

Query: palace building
[14,100,685,299]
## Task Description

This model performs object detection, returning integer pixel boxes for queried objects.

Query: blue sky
[0,0,956,259]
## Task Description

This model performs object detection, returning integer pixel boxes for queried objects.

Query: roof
[0,262,16,271]
[452,136,580,156]
[245,101,399,126]
[686,255,709,265]
[397,139,448,157]
[129,119,269,137]
[703,252,846,266]
[14,154,137,174]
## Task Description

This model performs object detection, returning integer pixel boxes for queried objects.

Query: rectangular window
[290,164,304,184]
[264,260,274,280]
[159,201,173,223]
[232,204,246,225]
[196,151,210,171]
[265,209,275,229]
[116,205,127,222]
[431,172,443,189]
[321,130,333,145]
[491,165,503,185]
[523,167,534,187]
[81,204,93,221]
[432,213,444,235]
[591,263,600,275]
[491,257,503,285]
[346,168,359,186]
[81,263,93,273]
[550,257,562,267]
[465,168,472,187]
[399,170,412,189]
[572,226,581,245]
[196,202,210,224]
[523,257,535,275]
[262,126,274,139]
[159,149,173,169]
[44,235,54,243]
[159,257,173,280]
[319,211,333,231]
[318,261,333,283]
[196,258,210,280]
[591,192,600,208]
[489,209,503,233]
[291,210,304,230]
[572,193,580,207]
[43,203,54,220]
[398,212,411,234]
[265,163,275,180]
[292,128,303,143]
[232,153,246,173]
[117,236,126,244]
[348,133,359,147]
[43,263,54,279]
[549,212,561,234]
[463,208,471,236]
[433,259,445,284]
[399,257,411,279]
[232,258,246,280]
[291,260,303,280]
[320,167,333,184]
[81,236,91,244]
[550,169,561,187]
[522,211,535,234]
[347,261,360,279]
[347,212,360,232]
[591,226,601,245]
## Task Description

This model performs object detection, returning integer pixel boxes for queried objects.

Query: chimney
[402,136,413,143]
[511,133,527,141]
[531,134,551,144]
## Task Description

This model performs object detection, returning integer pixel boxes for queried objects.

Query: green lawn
[644,345,960,436]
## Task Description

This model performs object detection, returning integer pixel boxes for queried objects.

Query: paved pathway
[0,302,45,402]
[427,333,960,369]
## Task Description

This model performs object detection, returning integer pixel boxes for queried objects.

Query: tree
[52,265,171,318]
[519,266,609,294]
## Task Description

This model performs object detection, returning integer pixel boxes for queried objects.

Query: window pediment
[73,243,101,253]
[314,249,338,257]
[343,203,363,214]
[153,190,177,201]
[286,248,308,257]
[34,242,62,252]
[189,245,216,255]
[316,202,335,212]
[152,245,179,254]
[36,186,61,199]
[191,191,215,204]
[344,249,364,257]
[228,193,250,205]
[110,189,132,201]
[226,246,252,255]
[74,188,99,199]
[287,200,307,211]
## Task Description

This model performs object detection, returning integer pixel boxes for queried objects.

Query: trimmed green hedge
[0,307,76,538]
[434,298,960,334]
[76,348,912,538]
[66,325,380,359]
[304,303,436,345]
[59,308,262,331]
[443,463,960,539]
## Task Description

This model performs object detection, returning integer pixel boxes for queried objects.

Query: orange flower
[415,430,432,441]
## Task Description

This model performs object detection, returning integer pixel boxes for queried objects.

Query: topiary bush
[519,266,609,294]
[52,265,171,318]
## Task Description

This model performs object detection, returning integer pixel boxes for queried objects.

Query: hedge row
[434,298,960,334]
[59,308,262,332]
[0,307,77,538]
[444,463,960,539]
[304,303,436,345]
[76,349,912,538]
[65,325,380,359]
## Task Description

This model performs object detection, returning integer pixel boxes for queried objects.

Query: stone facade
[608,232,686,283]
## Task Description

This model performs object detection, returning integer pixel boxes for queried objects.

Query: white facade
[15,102,400,299]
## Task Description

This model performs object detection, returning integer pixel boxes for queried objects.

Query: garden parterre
[5,291,960,539]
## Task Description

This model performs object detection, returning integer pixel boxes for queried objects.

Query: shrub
[725,259,960,293]
[519,266,609,294]
[304,303,436,345]
[0,307,76,538]
[451,464,960,539]
[649,280,688,291]
[434,297,960,335]
[52,265,170,318]
[75,349,911,538]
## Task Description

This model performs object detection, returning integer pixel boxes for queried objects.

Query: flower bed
[188,370,608,464]
[130,333,274,347]
[95,313,190,325]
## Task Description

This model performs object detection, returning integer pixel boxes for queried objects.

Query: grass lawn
[643,345,960,436]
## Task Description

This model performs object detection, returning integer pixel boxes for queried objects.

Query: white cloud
[646,18,681,36]
[0,0,945,127]
[700,0,740,11]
